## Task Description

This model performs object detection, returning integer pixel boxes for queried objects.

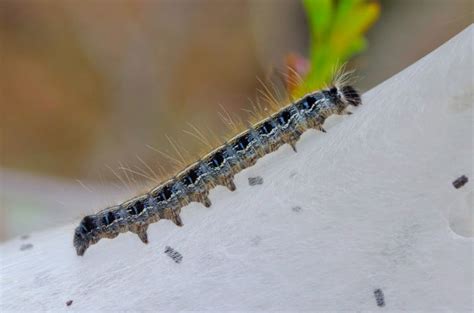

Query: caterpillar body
[73,82,362,256]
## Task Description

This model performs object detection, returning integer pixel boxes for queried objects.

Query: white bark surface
[1,25,473,313]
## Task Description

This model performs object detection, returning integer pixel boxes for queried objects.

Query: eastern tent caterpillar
[73,74,362,256]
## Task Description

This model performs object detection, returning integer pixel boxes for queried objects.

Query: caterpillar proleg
[73,77,362,256]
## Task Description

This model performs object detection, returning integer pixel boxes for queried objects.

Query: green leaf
[293,0,379,97]
[302,0,333,40]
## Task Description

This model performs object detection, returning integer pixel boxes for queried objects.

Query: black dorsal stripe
[298,94,318,111]
[106,211,116,224]
[258,121,274,135]
[277,110,292,126]
[102,211,117,225]
[154,185,173,202]
[306,95,317,106]
[297,99,310,110]
[162,186,173,200]
[101,215,108,225]
[127,203,137,215]
[234,135,249,151]
[183,168,198,186]
[134,200,144,214]
[323,88,338,103]
[127,200,145,215]
[209,151,224,167]
[154,191,165,202]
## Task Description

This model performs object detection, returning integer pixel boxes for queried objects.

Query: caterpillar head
[339,85,361,107]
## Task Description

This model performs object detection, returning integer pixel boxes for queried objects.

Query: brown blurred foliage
[0,0,471,182]
[0,0,307,180]
[1,1,108,177]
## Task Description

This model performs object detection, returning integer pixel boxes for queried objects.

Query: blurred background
[0,0,472,241]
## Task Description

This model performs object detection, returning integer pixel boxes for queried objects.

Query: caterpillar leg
[289,142,298,152]
[337,109,352,115]
[189,191,211,207]
[217,176,236,191]
[225,178,236,191]
[283,132,301,153]
[161,207,183,227]
[196,193,212,207]
[170,210,183,227]
[132,225,149,244]
[103,230,119,239]
[75,243,89,256]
